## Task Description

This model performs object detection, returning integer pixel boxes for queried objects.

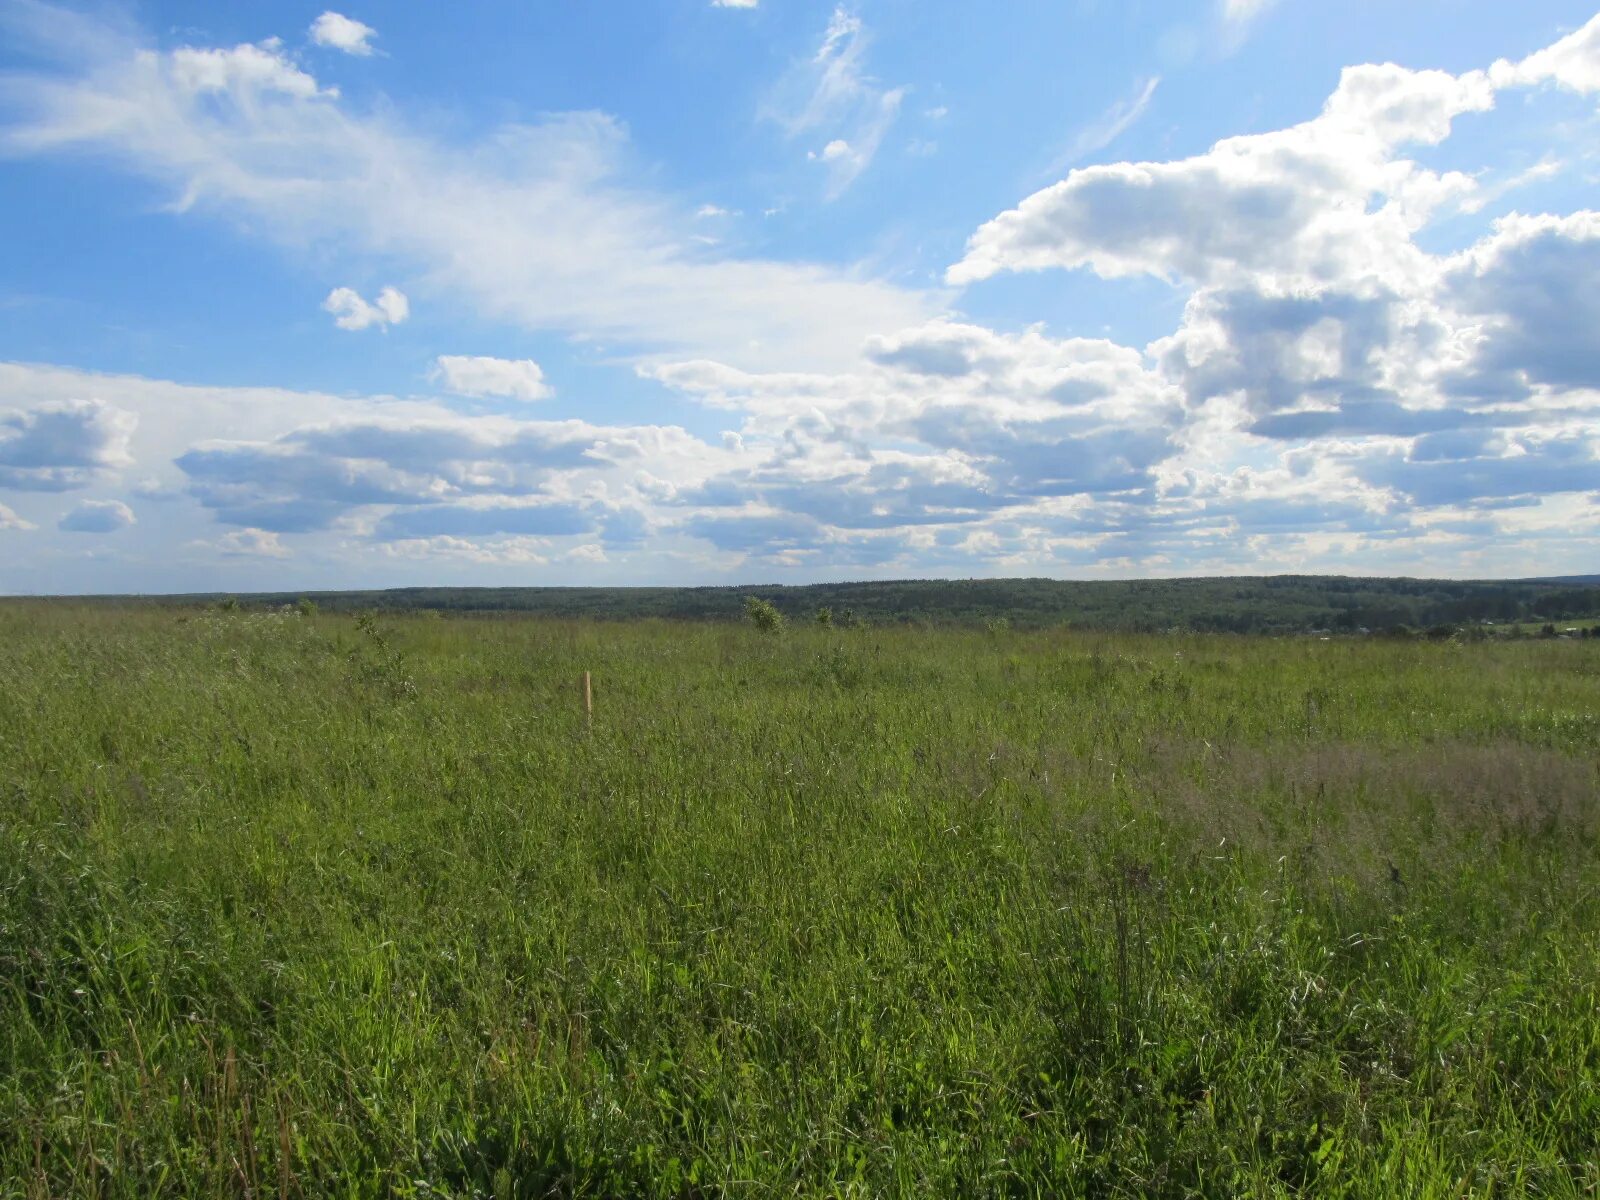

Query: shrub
[744,595,785,634]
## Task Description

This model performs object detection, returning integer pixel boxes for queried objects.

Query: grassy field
[2,604,1598,1197]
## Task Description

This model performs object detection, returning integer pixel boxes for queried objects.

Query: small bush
[744,595,785,634]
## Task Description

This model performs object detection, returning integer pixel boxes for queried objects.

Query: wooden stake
[582,671,593,729]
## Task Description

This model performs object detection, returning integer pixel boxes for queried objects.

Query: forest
[72,573,1600,634]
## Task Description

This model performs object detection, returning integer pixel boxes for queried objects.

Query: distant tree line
[41,574,1600,636]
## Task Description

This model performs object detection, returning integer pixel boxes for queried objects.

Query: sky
[1,0,1597,594]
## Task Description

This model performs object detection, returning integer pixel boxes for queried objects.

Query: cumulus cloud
[323,286,408,331]
[951,15,1600,294]
[1443,211,1600,395]
[377,535,552,565]
[172,410,713,540]
[925,15,1600,577]
[0,502,36,530]
[4,11,1600,582]
[59,498,135,532]
[622,18,1600,570]
[432,355,552,402]
[309,12,377,56]
[0,399,136,490]
[2,10,932,369]
[214,528,290,557]
[950,63,1494,289]
[641,320,1189,559]
[1488,14,1600,94]
[176,425,572,530]
[169,39,331,99]
[1354,435,1599,508]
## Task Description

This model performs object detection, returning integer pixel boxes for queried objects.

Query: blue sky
[1,0,1597,593]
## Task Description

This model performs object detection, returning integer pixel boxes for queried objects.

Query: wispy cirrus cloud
[1048,75,1160,175]
[1222,0,1276,27]
[3,6,1599,587]
[769,7,907,198]
[0,5,934,368]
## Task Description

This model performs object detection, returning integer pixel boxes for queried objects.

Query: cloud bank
[0,7,1596,586]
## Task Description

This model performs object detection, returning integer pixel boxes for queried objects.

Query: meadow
[1,603,1597,1197]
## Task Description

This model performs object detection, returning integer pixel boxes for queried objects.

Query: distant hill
[36,574,1600,634]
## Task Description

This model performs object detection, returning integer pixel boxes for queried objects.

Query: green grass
[2,604,1598,1197]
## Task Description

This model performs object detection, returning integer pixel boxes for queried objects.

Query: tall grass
[1,604,1597,1197]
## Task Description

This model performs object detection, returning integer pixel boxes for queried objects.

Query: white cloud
[223,528,289,557]
[711,0,759,8]
[0,398,137,490]
[173,409,721,536]
[950,63,1494,290]
[1052,76,1160,172]
[2,13,933,370]
[1459,157,1563,214]
[950,18,1600,296]
[0,502,36,531]
[377,535,551,565]
[1489,13,1600,94]
[59,498,135,532]
[309,12,377,57]
[1442,210,1600,395]
[3,12,1600,583]
[633,19,1600,571]
[769,7,907,198]
[0,362,456,553]
[1220,0,1276,30]
[642,319,1188,559]
[204,528,290,557]
[432,355,552,402]
[170,40,332,99]
[323,286,408,331]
